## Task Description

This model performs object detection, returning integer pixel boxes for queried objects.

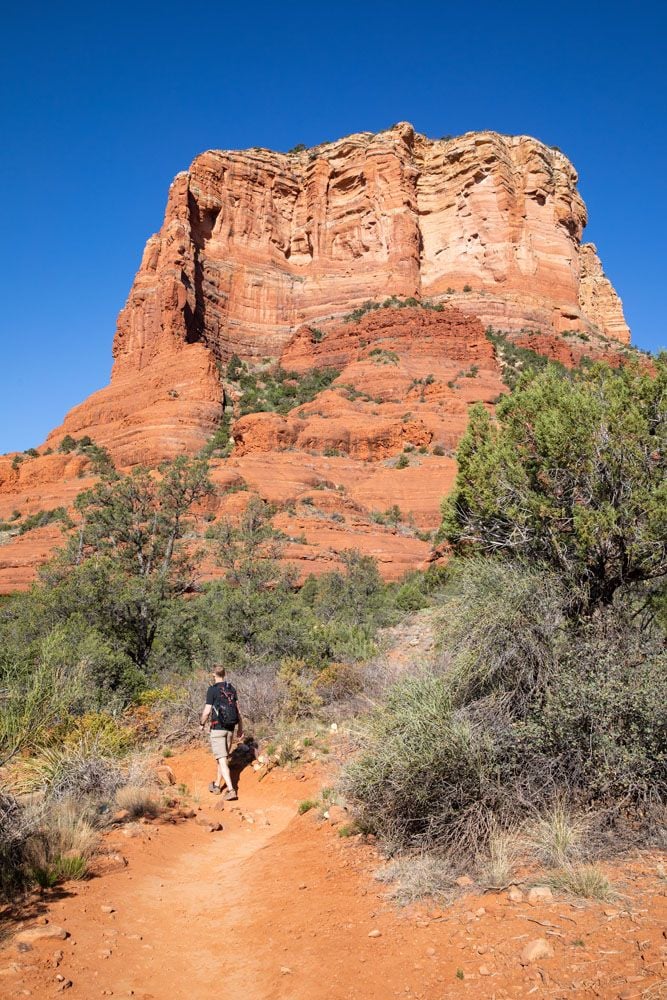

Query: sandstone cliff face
[0,125,635,590]
[112,123,629,372]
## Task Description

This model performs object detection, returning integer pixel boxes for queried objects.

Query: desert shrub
[229,364,340,417]
[59,435,77,453]
[59,712,135,756]
[396,453,409,469]
[436,558,566,715]
[18,507,72,535]
[343,296,446,323]
[0,628,90,767]
[391,572,433,612]
[207,516,390,672]
[55,434,114,473]
[0,790,32,898]
[200,416,233,458]
[17,739,127,800]
[343,674,500,854]
[369,348,399,365]
[526,606,667,803]
[205,572,322,670]
[235,663,283,725]
[277,657,323,717]
[315,661,363,703]
[305,550,394,658]
[345,558,666,856]
[485,328,569,389]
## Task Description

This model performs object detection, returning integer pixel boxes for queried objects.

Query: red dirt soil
[2,746,666,1000]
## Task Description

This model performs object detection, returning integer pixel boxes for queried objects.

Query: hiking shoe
[224,789,238,801]
[209,782,221,794]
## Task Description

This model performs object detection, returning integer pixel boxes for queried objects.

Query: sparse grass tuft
[298,799,318,815]
[527,802,588,867]
[549,864,614,900]
[478,825,523,888]
[375,853,455,904]
[337,822,359,838]
[115,784,161,819]
[25,797,99,887]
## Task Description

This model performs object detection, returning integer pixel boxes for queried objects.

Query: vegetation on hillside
[343,294,446,322]
[224,355,340,416]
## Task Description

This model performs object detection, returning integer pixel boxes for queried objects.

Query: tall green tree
[441,359,667,611]
[42,456,213,670]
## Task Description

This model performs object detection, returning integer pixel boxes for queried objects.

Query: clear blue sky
[1,0,665,453]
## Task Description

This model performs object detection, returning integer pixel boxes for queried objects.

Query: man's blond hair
[213,666,226,680]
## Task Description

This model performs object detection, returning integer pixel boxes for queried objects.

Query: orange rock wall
[111,123,630,380]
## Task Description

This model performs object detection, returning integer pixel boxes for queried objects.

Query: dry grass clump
[527,801,589,867]
[375,853,456,905]
[478,825,523,889]
[549,864,614,900]
[14,738,127,800]
[115,784,160,819]
[24,797,99,887]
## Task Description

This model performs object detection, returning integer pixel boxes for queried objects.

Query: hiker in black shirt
[199,666,243,800]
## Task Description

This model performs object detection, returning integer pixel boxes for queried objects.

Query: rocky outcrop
[235,308,502,460]
[45,340,222,467]
[578,243,630,344]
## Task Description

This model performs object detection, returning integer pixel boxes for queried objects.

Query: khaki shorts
[209,728,233,761]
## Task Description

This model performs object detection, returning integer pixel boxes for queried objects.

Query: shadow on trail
[229,736,258,794]
[0,884,77,945]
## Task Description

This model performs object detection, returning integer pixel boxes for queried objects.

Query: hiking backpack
[211,681,239,728]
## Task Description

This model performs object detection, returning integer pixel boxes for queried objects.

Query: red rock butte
[0,123,635,590]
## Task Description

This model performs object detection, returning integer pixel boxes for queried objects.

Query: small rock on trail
[15,926,69,946]
[527,886,554,905]
[520,938,555,964]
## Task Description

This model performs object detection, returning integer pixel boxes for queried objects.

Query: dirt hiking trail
[1,745,666,1000]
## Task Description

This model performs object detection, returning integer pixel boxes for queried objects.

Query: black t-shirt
[206,681,238,731]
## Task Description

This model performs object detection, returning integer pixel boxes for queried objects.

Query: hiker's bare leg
[218,730,234,794]
[218,755,232,793]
